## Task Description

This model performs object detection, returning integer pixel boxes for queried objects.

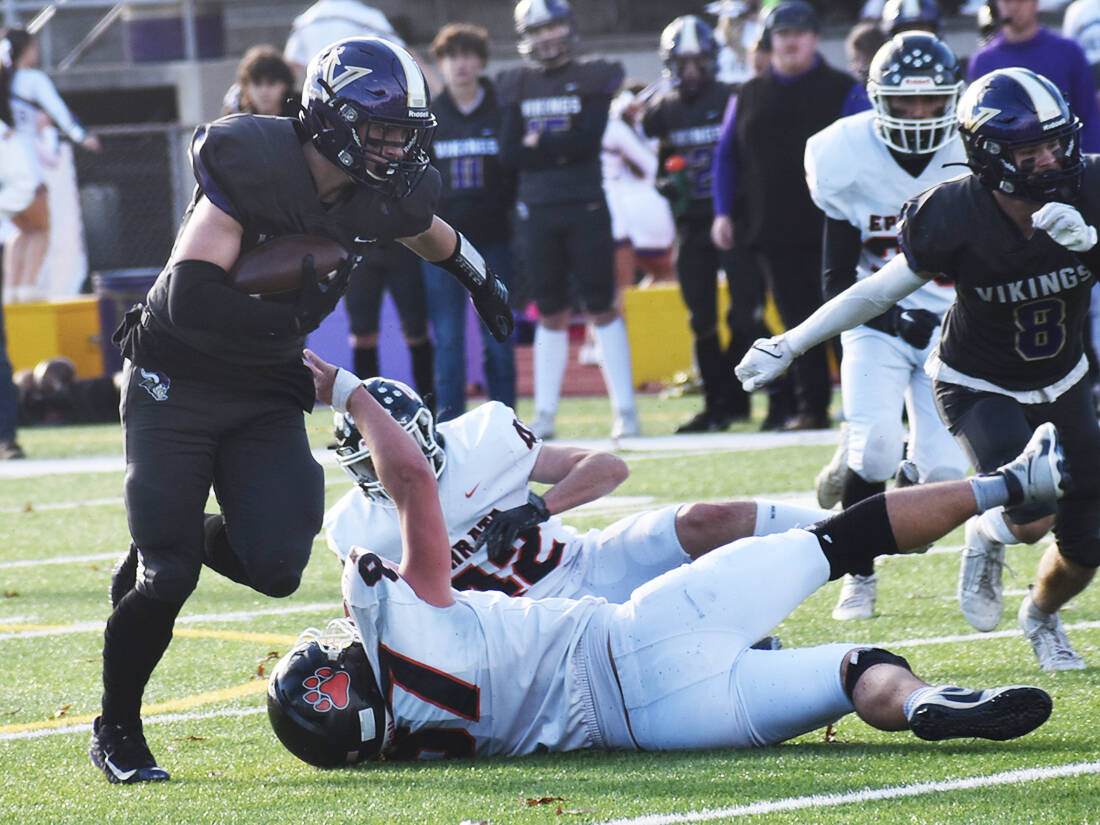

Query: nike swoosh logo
[465,484,479,498]
[755,346,783,359]
[107,760,138,781]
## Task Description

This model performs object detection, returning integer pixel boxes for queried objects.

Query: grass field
[2,394,1098,825]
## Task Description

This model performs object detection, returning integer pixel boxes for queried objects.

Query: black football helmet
[514,0,576,65]
[659,16,719,95]
[333,377,446,506]
[958,68,1084,203]
[867,33,963,155]
[881,0,940,36]
[267,620,392,768]
[300,37,436,198]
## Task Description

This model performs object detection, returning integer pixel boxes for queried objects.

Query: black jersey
[900,158,1100,391]
[430,79,515,248]
[497,57,623,205]
[124,114,440,403]
[641,81,733,223]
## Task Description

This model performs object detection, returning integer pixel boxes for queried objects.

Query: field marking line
[0,680,270,736]
[592,760,1100,825]
[0,706,266,741]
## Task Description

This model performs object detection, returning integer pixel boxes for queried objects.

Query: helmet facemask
[871,88,960,154]
[969,123,1084,203]
[517,20,573,66]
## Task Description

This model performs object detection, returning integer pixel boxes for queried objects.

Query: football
[228,234,348,299]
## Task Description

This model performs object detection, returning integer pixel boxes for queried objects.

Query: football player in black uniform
[91,37,512,784]
[643,15,741,432]
[737,68,1099,672]
[498,0,638,440]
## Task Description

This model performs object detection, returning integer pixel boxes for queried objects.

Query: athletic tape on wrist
[330,368,361,415]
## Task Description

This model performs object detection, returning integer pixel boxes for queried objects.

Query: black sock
[353,346,379,379]
[409,339,435,414]
[101,590,184,724]
[811,493,898,580]
[694,333,729,415]
[841,468,886,509]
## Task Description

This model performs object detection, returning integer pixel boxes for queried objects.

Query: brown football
[228,234,348,299]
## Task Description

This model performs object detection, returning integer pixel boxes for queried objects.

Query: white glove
[735,335,794,391]
[1032,202,1098,252]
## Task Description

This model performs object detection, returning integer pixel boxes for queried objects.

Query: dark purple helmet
[514,0,576,65]
[881,0,941,36]
[762,0,820,37]
[300,37,436,198]
[267,620,392,767]
[659,15,719,93]
[958,68,1084,203]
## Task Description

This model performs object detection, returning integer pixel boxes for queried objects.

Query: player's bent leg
[750,500,833,539]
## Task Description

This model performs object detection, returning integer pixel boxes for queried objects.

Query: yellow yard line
[0,678,270,734]
[0,623,295,646]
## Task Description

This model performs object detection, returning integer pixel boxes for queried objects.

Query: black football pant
[753,242,831,420]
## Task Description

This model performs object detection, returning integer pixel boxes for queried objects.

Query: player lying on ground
[265,349,1060,766]
[324,376,832,605]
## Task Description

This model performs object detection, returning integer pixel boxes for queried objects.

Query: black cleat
[89,716,170,784]
[108,545,138,609]
[907,685,1052,741]
[675,409,732,434]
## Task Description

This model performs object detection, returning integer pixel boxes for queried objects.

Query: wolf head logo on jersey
[957,67,1084,203]
[659,15,719,97]
[333,377,446,506]
[867,33,962,156]
[138,368,170,402]
[300,37,435,197]
[268,621,392,767]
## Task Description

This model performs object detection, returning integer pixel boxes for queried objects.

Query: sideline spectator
[223,45,298,117]
[422,23,517,422]
[1,28,98,303]
[881,0,942,34]
[284,0,403,79]
[1063,0,1100,93]
[712,1,865,431]
[845,20,889,83]
[498,0,639,440]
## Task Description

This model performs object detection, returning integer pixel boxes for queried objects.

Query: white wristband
[330,368,361,414]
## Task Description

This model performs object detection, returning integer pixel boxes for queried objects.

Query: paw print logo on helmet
[300,37,436,198]
[301,667,351,712]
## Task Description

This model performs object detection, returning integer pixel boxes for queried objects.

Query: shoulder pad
[898,178,968,274]
[191,115,293,223]
[804,114,864,208]
[574,57,624,96]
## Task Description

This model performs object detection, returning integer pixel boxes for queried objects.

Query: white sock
[533,325,568,416]
[593,317,635,414]
[753,500,834,535]
[903,685,940,720]
[977,507,1017,545]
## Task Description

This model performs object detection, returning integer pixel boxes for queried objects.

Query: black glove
[865,306,940,350]
[294,250,359,334]
[473,275,515,343]
[474,491,551,565]
[895,308,940,350]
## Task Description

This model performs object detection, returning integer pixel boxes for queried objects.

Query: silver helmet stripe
[680,17,702,54]
[1005,68,1064,123]
[391,43,428,110]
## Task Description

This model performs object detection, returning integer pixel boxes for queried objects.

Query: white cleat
[611,409,640,439]
[832,573,876,620]
[1018,592,1087,672]
[958,517,1005,632]
[993,422,1066,506]
[814,423,849,509]
[530,411,556,441]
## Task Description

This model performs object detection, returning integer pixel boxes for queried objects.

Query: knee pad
[137,556,201,603]
[843,647,912,699]
[256,574,302,599]
[850,422,903,482]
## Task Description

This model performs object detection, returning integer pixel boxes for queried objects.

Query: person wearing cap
[711,0,867,431]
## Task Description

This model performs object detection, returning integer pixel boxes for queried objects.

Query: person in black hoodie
[423,23,517,422]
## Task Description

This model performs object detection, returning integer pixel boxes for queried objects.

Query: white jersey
[325,402,583,598]
[601,113,675,250]
[342,548,619,758]
[1064,0,1100,65]
[805,109,962,317]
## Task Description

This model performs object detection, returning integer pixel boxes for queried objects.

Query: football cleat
[611,409,641,439]
[109,544,138,609]
[832,573,877,621]
[958,517,1006,632]
[675,408,732,434]
[907,684,1052,741]
[1018,591,1087,671]
[814,423,849,509]
[992,422,1066,507]
[529,411,556,441]
[89,717,170,784]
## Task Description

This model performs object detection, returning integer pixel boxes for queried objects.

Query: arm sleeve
[785,254,928,355]
[821,216,862,301]
[17,70,85,142]
[165,259,298,336]
[535,95,611,162]
[711,94,738,218]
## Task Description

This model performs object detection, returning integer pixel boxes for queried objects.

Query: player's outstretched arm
[529,445,629,516]
[401,216,514,342]
[304,350,454,606]
[735,254,931,391]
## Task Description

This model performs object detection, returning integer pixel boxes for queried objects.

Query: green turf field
[2,395,1097,825]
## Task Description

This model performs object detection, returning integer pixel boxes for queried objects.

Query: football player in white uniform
[803,32,970,620]
[324,375,831,605]
[264,349,1058,766]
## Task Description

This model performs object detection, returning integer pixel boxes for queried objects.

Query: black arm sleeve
[166,259,297,336]
[537,95,611,161]
[821,216,862,301]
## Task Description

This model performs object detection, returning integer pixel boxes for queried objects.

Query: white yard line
[592,760,1100,825]
[0,707,265,742]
